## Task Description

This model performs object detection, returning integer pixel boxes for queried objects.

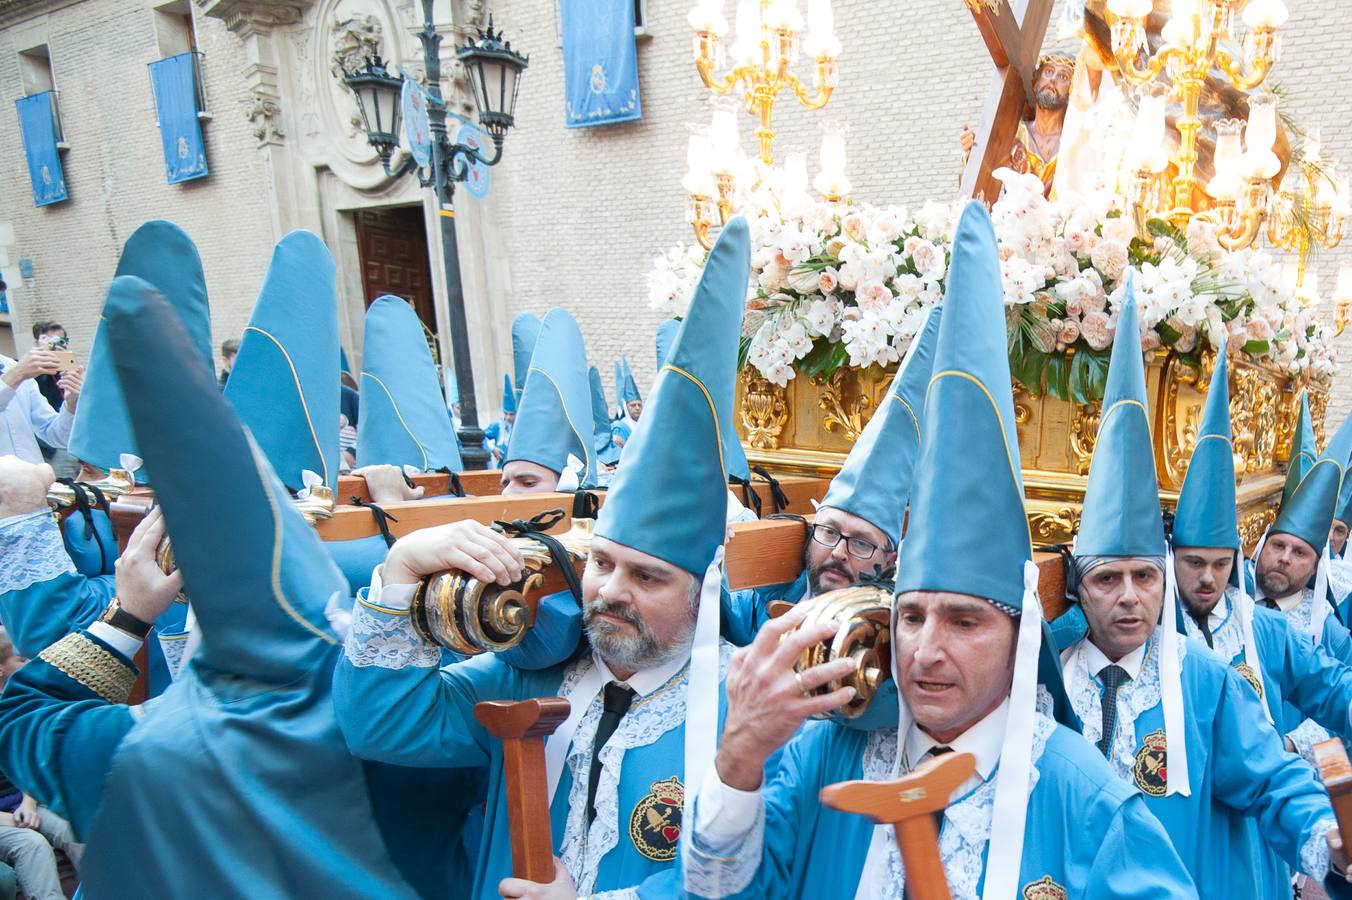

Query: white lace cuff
[0,510,75,594]
[344,570,439,670]
[683,793,766,898]
[1301,818,1337,879]
[1287,719,1332,765]
[590,890,640,900]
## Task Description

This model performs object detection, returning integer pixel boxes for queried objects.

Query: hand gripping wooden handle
[1315,738,1352,859]
[820,751,976,900]
[475,697,572,884]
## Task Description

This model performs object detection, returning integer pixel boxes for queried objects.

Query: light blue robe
[484,418,512,468]
[722,572,806,647]
[610,418,634,453]
[334,597,731,899]
[681,713,1197,899]
[1062,635,1338,899]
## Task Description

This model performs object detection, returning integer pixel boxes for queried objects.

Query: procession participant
[484,374,518,466]
[0,222,207,684]
[499,308,596,495]
[589,365,619,471]
[1250,412,1352,662]
[1171,340,1352,753]
[609,356,643,450]
[334,217,757,900]
[682,201,1195,900]
[0,276,446,899]
[1056,285,1348,898]
[721,307,940,647]
[512,311,541,411]
[357,294,464,476]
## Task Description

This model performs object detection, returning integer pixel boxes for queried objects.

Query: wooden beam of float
[337,471,829,510]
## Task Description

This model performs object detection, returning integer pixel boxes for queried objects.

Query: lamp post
[343,2,528,470]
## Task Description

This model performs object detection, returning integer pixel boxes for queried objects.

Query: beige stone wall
[482,0,1352,423]
[0,0,275,372]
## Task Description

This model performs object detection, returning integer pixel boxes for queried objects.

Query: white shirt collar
[904,697,1009,783]
[1083,636,1150,680]
[1256,586,1306,612]
[591,648,688,698]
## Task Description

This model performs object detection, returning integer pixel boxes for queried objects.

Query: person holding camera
[0,332,83,465]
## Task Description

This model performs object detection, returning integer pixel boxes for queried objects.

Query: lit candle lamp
[709,103,742,174]
[1208,119,1245,201]
[1106,0,1153,16]
[1243,0,1289,30]
[813,122,850,199]
[682,126,716,197]
[730,0,761,66]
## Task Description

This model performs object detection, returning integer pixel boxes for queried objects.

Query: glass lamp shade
[458,20,529,141]
[342,55,404,158]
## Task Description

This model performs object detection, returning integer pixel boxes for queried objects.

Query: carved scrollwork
[1275,387,1300,462]
[1230,367,1259,472]
[1251,380,1280,473]
[1069,401,1101,476]
[331,14,383,81]
[1239,506,1277,552]
[817,368,874,443]
[244,90,284,145]
[1308,386,1330,448]
[742,372,789,450]
[1027,507,1082,544]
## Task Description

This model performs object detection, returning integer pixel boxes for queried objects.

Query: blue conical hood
[896,203,1032,608]
[511,312,540,406]
[595,218,750,576]
[589,366,609,436]
[1284,392,1318,505]
[1272,411,1352,553]
[70,221,213,480]
[1074,282,1165,558]
[224,231,339,491]
[501,374,518,414]
[1171,342,1239,550]
[106,276,347,682]
[655,319,680,370]
[612,361,624,413]
[820,307,942,547]
[505,308,597,486]
[356,295,463,472]
[621,356,641,403]
[1337,460,1352,528]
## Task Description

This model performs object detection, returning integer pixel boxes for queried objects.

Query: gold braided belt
[38,633,136,704]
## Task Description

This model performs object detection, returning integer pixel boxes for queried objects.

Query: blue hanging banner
[561,0,641,128]
[15,92,68,207]
[455,123,492,200]
[402,78,433,168]
[148,52,208,184]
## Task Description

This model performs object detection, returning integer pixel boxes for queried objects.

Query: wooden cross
[960,0,1058,203]
[820,751,978,900]
[475,698,572,883]
[1314,738,1352,865]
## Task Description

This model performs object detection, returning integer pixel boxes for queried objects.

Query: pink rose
[1065,230,1089,254]
[855,278,893,311]
[1081,311,1114,350]
[1065,296,1085,317]
[1057,320,1081,345]
[1090,239,1129,281]
[1246,318,1274,342]
[819,268,840,294]
[1141,330,1161,352]
[842,214,866,243]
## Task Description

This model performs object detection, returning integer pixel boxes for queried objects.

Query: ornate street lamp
[342,6,528,470]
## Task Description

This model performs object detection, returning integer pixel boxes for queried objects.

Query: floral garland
[647,168,1336,400]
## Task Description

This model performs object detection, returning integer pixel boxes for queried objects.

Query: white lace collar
[1081,636,1149,680]
[904,699,1008,785]
[591,648,690,699]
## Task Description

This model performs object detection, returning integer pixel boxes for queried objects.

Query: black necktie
[1260,597,1279,610]
[1097,665,1130,757]
[1189,613,1214,649]
[587,682,636,825]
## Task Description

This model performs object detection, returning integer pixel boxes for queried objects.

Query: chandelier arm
[783,69,834,111]
[1114,44,1170,87]
[695,57,742,94]
[1213,48,1275,92]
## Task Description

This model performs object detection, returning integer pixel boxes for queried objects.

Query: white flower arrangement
[646,167,1337,396]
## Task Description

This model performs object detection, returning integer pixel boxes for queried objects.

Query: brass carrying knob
[783,585,894,719]
[409,521,593,655]
[155,536,189,604]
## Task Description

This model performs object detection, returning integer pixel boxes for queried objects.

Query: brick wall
[0,0,274,371]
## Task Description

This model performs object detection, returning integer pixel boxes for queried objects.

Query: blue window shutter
[15,92,68,207]
[561,0,642,128]
[148,52,209,184]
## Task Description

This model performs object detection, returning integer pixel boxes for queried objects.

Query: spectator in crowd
[29,324,67,413]
[0,279,8,315]
[0,342,82,465]
[0,628,82,900]
[218,338,239,390]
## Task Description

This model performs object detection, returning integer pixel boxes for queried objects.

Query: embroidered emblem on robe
[629,776,683,861]
[1022,875,1068,899]
[1234,663,1264,697]
[1133,728,1169,797]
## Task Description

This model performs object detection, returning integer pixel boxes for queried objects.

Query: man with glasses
[722,308,941,647]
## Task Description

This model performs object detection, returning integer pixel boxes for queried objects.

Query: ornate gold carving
[742,372,789,451]
[1230,367,1258,472]
[1309,385,1330,448]
[1239,506,1277,551]
[1028,507,1082,544]
[1069,402,1101,476]
[1251,379,1280,472]
[38,633,136,703]
[816,368,873,443]
[1275,387,1300,462]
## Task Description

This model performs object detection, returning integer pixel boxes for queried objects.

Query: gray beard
[1036,89,1068,111]
[583,599,694,673]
